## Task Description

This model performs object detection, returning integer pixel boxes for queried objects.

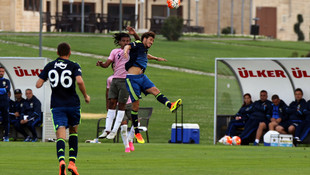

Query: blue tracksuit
[21,95,42,139]
[295,100,310,141]
[225,104,252,136]
[278,98,306,131]
[10,98,28,138]
[239,100,273,140]
[0,77,11,138]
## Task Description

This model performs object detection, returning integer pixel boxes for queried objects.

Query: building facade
[0,0,309,41]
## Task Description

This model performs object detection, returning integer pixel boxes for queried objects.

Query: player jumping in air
[36,43,90,175]
[123,30,182,144]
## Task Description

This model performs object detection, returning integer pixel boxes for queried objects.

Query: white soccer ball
[167,0,180,9]
[223,136,232,145]
[232,136,241,145]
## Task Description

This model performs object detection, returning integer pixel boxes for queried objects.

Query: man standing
[36,43,90,175]
[0,66,11,142]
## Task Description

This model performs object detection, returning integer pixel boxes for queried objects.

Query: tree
[294,14,305,41]
[161,16,183,41]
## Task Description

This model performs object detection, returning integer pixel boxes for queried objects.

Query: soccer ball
[232,136,241,145]
[167,0,180,9]
[223,136,232,145]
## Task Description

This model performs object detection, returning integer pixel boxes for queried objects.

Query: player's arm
[127,26,140,40]
[147,54,167,62]
[96,59,113,68]
[123,45,131,58]
[76,75,90,104]
[36,78,45,88]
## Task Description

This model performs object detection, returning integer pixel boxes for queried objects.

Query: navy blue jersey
[303,100,310,121]
[235,104,252,121]
[14,98,26,114]
[248,100,273,120]
[39,57,82,108]
[285,98,307,121]
[9,99,15,113]
[0,77,10,104]
[21,95,42,120]
[271,100,287,119]
[125,40,148,72]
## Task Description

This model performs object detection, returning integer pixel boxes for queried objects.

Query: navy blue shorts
[126,74,155,102]
[51,107,81,131]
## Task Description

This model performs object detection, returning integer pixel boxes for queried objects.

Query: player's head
[294,88,303,101]
[113,33,131,49]
[25,88,33,100]
[0,66,5,78]
[142,31,156,48]
[260,90,268,102]
[271,94,280,106]
[57,42,71,57]
[14,89,22,100]
[243,93,252,106]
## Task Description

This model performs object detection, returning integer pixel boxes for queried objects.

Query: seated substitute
[253,94,287,146]
[10,89,30,141]
[294,98,310,143]
[239,90,273,144]
[218,93,252,143]
[20,89,42,142]
[275,88,306,135]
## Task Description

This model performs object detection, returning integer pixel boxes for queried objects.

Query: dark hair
[141,31,156,41]
[113,33,130,46]
[271,94,279,100]
[0,66,4,70]
[260,90,267,94]
[242,93,253,107]
[57,42,71,56]
[295,88,303,95]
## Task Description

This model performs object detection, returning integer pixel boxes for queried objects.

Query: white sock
[105,109,116,131]
[112,110,125,132]
[128,126,135,142]
[121,125,129,148]
[255,139,259,143]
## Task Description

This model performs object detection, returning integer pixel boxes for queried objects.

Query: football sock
[112,110,125,132]
[105,109,116,131]
[255,139,259,143]
[128,126,135,142]
[121,125,129,148]
[155,93,171,108]
[56,138,66,162]
[131,110,139,134]
[69,133,78,163]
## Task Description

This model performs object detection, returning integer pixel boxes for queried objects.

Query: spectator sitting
[20,89,42,142]
[295,99,310,143]
[239,90,273,145]
[218,93,252,143]
[275,88,306,135]
[10,89,30,141]
[253,94,287,145]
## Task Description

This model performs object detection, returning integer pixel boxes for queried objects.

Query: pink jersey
[108,48,128,79]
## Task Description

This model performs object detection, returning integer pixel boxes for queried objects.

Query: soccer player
[36,42,90,175]
[239,90,272,145]
[295,100,310,143]
[275,88,306,135]
[123,31,182,143]
[218,93,252,143]
[19,89,42,142]
[0,66,11,142]
[96,33,131,140]
[253,94,287,146]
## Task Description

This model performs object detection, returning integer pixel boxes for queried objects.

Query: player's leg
[131,100,144,143]
[120,120,130,152]
[254,122,267,145]
[67,107,81,175]
[288,125,296,134]
[1,105,10,141]
[275,125,287,134]
[52,107,68,175]
[99,98,117,138]
[268,121,278,131]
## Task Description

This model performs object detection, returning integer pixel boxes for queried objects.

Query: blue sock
[131,110,139,134]
[155,93,171,108]
[56,138,66,162]
[69,133,78,163]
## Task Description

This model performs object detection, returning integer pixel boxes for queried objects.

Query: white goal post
[214,58,310,144]
[0,57,55,142]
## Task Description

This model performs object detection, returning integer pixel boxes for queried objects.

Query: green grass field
[0,142,310,175]
[1,33,310,174]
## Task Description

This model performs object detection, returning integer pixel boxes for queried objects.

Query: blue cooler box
[171,123,200,144]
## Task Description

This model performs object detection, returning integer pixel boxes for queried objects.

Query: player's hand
[127,26,136,35]
[96,61,103,67]
[156,57,167,62]
[84,95,90,104]
[124,51,128,59]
